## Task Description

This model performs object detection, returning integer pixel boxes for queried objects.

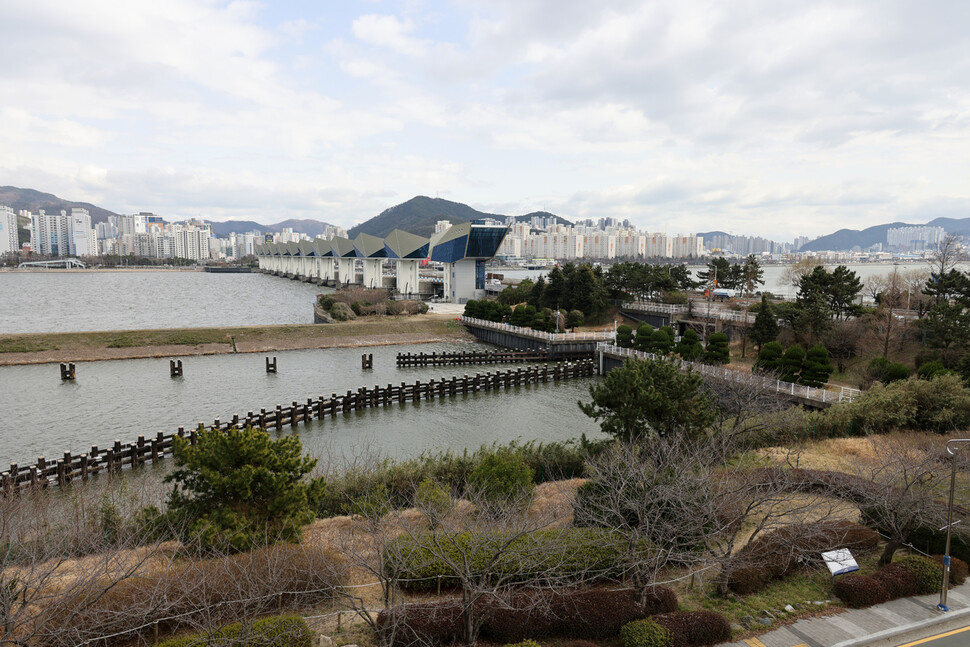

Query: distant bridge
[18,258,87,269]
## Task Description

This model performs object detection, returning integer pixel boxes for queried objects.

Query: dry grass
[0,316,474,365]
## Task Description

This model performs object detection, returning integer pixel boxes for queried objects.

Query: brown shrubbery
[377,587,678,647]
[482,588,679,642]
[51,544,347,645]
[652,611,733,647]
[725,520,878,594]
[833,574,890,608]
[933,554,969,585]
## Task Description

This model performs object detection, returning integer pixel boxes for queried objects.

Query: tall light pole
[939,438,970,612]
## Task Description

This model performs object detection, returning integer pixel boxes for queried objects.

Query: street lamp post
[939,438,970,612]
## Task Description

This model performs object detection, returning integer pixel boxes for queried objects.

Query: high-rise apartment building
[0,205,18,255]
[28,208,96,257]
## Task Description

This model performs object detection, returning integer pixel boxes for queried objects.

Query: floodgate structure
[255,222,509,304]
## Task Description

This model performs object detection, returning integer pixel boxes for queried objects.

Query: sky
[0,0,968,241]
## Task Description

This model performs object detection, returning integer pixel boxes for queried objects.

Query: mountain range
[799,217,970,252]
[2,185,965,251]
[346,196,571,239]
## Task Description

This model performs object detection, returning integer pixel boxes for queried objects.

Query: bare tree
[903,268,933,317]
[384,479,585,647]
[836,434,949,566]
[929,233,965,279]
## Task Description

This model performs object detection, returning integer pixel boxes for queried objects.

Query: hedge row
[384,528,628,591]
[833,555,948,608]
[155,614,312,647]
[376,587,678,647]
[725,520,879,595]
[620,612,732,647]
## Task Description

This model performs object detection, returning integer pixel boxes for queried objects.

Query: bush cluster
[155,614,313,647]
[822,375,970,434]
[725,520,878,595]
[833,574,890,609]
[620,618,672,647]
[57,545,345,644]
[317,439,599,517]
[483,588,678,642]
[835,555,946,608]
[652,611,733,647]
[378,587,678,647]
[385,528,628,591]
[932,554,969,585]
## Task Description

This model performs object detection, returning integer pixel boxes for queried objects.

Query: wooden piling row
[395,350,550,367]
[4,360,594,494]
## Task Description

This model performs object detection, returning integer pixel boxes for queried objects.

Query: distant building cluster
[28,208,98,257]
[493,220,704,261]
[886,226,944,252]
[703,233,792,256]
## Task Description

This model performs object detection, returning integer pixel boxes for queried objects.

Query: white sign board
[821,549,860,576]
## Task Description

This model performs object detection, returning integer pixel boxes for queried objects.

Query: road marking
[743,639,767,647]
[896,625,970,647]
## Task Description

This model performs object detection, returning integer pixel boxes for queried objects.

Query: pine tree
[652,326,675,355]
[755,341,785,373]
[749,295,779,351]
[676,329,703,361]
[635,323,654,352]
[703,332,730,365]
[780,345,805,383]
[799,343,835,387]
[616,324,634,348]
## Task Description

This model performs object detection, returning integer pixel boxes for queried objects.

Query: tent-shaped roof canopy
[353,233,387,258]
[329,237,357,258]
[384,229,430,259]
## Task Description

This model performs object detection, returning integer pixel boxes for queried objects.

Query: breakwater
[1,359,595,493]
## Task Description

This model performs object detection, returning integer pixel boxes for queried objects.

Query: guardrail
[458,316,616,342]
[598,343,860,406]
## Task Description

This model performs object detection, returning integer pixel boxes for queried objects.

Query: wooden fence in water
[396,350,549,367]
[1,360,595,494]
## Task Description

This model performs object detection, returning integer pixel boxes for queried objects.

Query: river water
[0,270,327,333]
[500,262,931,298]
[0,341,603,466]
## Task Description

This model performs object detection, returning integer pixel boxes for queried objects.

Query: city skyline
[1,1,967,240]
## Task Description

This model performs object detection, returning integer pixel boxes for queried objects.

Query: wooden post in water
[169,359,183,377]
[291,401,299,426]
[361,353,373,369]
[60,363,76,380]
[266,356,277,373]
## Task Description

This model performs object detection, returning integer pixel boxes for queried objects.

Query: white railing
[458,316,616,342]
[598,343,860,404]
[621,300,785,325]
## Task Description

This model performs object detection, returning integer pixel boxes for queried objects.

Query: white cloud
[0,0,967,239]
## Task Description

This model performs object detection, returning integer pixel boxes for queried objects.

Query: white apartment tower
[0,205,18,255]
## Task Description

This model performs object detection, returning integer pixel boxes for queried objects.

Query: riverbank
[0,315,475,365]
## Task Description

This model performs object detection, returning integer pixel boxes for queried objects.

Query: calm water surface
[0,270,327,333]
[0,342,603,465]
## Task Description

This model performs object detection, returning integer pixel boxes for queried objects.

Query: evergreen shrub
[155,614,313,647]
[386,529,628,591]
[894,555,944,594]
[620,618,673,647]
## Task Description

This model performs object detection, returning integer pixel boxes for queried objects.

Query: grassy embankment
[0,316,471,362]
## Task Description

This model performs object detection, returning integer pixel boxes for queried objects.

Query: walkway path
[718,580,970,647]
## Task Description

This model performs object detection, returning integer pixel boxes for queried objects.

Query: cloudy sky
[1,0,967,241]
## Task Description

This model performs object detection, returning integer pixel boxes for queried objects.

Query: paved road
[895,624,970,647]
